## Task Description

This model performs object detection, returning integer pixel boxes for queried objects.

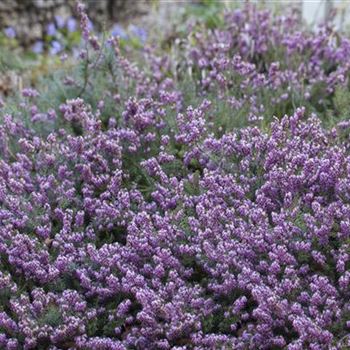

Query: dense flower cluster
[0,3,350,349]
[180,5,350,126]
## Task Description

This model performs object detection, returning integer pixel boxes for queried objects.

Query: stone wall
[0,0,148,46]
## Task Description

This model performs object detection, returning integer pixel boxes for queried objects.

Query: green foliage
[330,85,350,125]
[0,285,12,312]
[183,170,201,196]
[187,0,225,29]
[38,304,63,327]
[201,310,239,335]
[0,47,25,72]
[87,314,120,338]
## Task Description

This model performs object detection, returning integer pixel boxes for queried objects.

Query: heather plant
[0,2,350,349]
[4,3,350,138]
[177,5,350,129]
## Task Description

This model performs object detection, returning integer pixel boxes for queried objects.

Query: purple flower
[66,17,77,32]
[4,27,15,38]
[46,22,57,36]
[49,40,62,55]
[55,15,65,29]
[32,41,44,54]
[129,24,147,43]
[111,24,127,39]
[0,3,350,349]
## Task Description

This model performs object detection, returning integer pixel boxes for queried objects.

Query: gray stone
[0,0,148,46]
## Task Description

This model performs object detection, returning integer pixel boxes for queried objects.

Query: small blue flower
[46,23,57,36]
[4,27,16,39]
[55,15,65,29]
[66,17,77,32]
[111,24,128,39]
[32,41,44,54]
[129,24,147,43]
[49,40,62,55]
[87,19,93,31]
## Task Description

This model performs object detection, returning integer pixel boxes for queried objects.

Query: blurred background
[1,0,148,46]
[1,0,350,97]
[1,1,350,47]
